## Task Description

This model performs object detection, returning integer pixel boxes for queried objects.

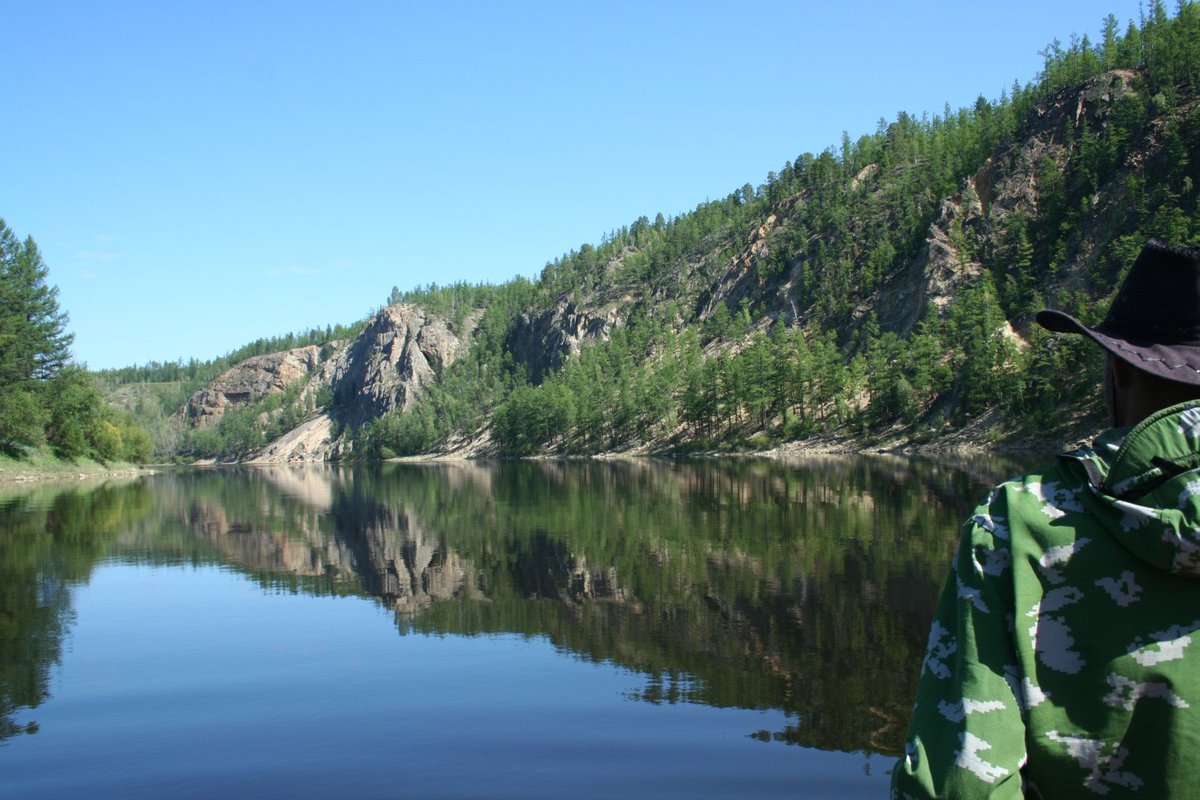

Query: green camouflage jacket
[892,401,1200,798]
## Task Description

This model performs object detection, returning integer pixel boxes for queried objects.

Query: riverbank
[4,407,1100,478]
[0,450,153,484]
[847,406,1106,460]
[391,425,1092,467]
[392,404,1105,465]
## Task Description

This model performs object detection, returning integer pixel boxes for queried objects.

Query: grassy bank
[0,447,151,484]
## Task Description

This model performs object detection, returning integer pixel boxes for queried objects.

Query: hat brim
[1035,309,1091,336]
[1035,310,1200,386]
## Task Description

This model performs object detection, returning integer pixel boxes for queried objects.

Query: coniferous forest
[11,3,1200,463]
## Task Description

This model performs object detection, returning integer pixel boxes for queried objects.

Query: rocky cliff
[873,68,1144,335]
[326,304,474,426]
[181,304,479,462]
[183,345,325,424]
[506,300,620,383]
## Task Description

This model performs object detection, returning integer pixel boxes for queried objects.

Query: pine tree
[0,220,75,451]
[0,221,73,385]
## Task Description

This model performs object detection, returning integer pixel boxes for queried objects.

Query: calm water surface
[0,457,1025,798]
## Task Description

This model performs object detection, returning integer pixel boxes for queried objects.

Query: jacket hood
[1066,401,1200,576]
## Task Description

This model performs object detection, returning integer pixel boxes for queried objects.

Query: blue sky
[4,0,1148,370]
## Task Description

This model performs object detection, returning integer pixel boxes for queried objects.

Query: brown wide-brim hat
[1035,239,1200,386]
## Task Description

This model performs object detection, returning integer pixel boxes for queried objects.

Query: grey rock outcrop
[506,301,619,383]
[875,193,985,336]
[185,346,324,423]
[182,305,475,463]
[697,212,781,324]
[326,304,474,427]
[876,69,1142,339]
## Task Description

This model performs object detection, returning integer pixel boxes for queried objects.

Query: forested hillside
[104,3,1200,462]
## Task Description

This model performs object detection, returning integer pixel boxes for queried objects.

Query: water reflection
[0,480,153,742]
[0,456,1026,755]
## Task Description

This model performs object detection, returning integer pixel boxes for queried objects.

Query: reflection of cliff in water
[4,456,1017,756]
[328,480,482,613]
[387,458,990,756]
[110,466,481,613]
[130,458,1008,756]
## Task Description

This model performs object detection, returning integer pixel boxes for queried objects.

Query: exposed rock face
[876,69,1141,338]
[185,346,324,423]
[697,212,782,324]
[182,305,474,463]
[876,194,984,336]
[326,304,473,427]
[506,301,619,383]
[245,413,345,464]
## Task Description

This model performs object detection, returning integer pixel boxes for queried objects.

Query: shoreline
[0,460,156,485]
[0,414,1102,483]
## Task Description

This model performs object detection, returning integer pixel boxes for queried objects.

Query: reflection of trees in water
[0,481,153,743]
[151,457,1013,755]
[348,457,1012,755]
[0,455,1021,754]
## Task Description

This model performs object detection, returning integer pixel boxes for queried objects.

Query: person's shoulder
[975,457,1081,511]
[965,454,1095,548]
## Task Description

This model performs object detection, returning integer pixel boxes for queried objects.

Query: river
[0,456,1027,799]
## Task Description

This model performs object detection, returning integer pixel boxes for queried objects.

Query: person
[891,239,1200,799]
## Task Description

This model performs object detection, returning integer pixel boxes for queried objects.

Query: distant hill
[103,5,1200,462]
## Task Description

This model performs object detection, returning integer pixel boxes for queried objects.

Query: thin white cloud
[267,266,320,277]
[76,250,122,261]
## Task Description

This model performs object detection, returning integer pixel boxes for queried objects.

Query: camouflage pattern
[892,401,1200,798]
